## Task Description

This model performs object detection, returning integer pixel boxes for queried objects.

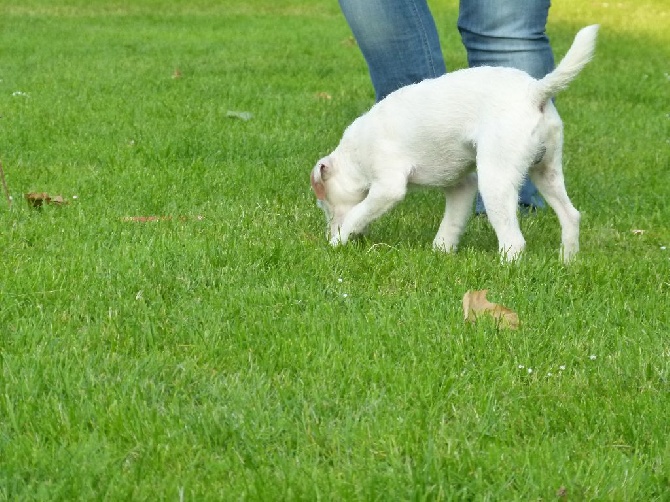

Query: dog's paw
[329,235,343,247]
[499,244,525,263]
[560,245,579,264]
[432,238,457,253]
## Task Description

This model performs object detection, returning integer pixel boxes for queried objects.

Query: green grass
[1,0,669,499]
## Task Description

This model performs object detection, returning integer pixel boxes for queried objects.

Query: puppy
[311,25,599,263]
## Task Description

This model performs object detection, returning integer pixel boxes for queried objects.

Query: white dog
[311,25,599,263]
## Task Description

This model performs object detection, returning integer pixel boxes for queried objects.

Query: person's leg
[458,0,553,211]
[338,0,446,101]
[458,0,554,78]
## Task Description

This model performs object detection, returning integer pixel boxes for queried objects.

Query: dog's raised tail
[535,25,599,105]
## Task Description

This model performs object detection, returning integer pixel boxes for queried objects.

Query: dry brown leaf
[24,192,69,207]
[463,289,519,329]
[172,68,182,79]
[315,92,332,100]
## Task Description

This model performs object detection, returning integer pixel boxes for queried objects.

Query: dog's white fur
[311,25,599,263]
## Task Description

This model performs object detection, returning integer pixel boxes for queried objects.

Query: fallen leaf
[631,229,645,235]
[172,68,182,79]
[25,192,49,207]
[556,486,568,498]
[24,192,69,208]
[315,92,332,100]
[462,289,519,329]
[226,110,253,121]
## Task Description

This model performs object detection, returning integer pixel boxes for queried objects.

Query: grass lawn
[1,0,669,499]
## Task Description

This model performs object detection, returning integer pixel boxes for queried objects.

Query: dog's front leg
[331,180,407,246]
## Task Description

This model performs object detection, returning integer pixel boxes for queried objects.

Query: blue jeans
[338,0,553,210]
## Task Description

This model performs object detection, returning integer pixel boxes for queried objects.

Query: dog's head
[310,156,366,240]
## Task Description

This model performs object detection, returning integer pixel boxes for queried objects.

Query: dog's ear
[310,157,332,200]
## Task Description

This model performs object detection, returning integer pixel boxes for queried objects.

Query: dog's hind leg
[529,145,580,263]
[476,151,527,261]
[433,173,478,253]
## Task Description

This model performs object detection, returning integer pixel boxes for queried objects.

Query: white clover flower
[527,368,533,374]
[342,293,348,298]
[589,355,597,360]
[518,364,525,369]
[559,365,566,371]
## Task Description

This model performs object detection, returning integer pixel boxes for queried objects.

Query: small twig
[0,157,10,207]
